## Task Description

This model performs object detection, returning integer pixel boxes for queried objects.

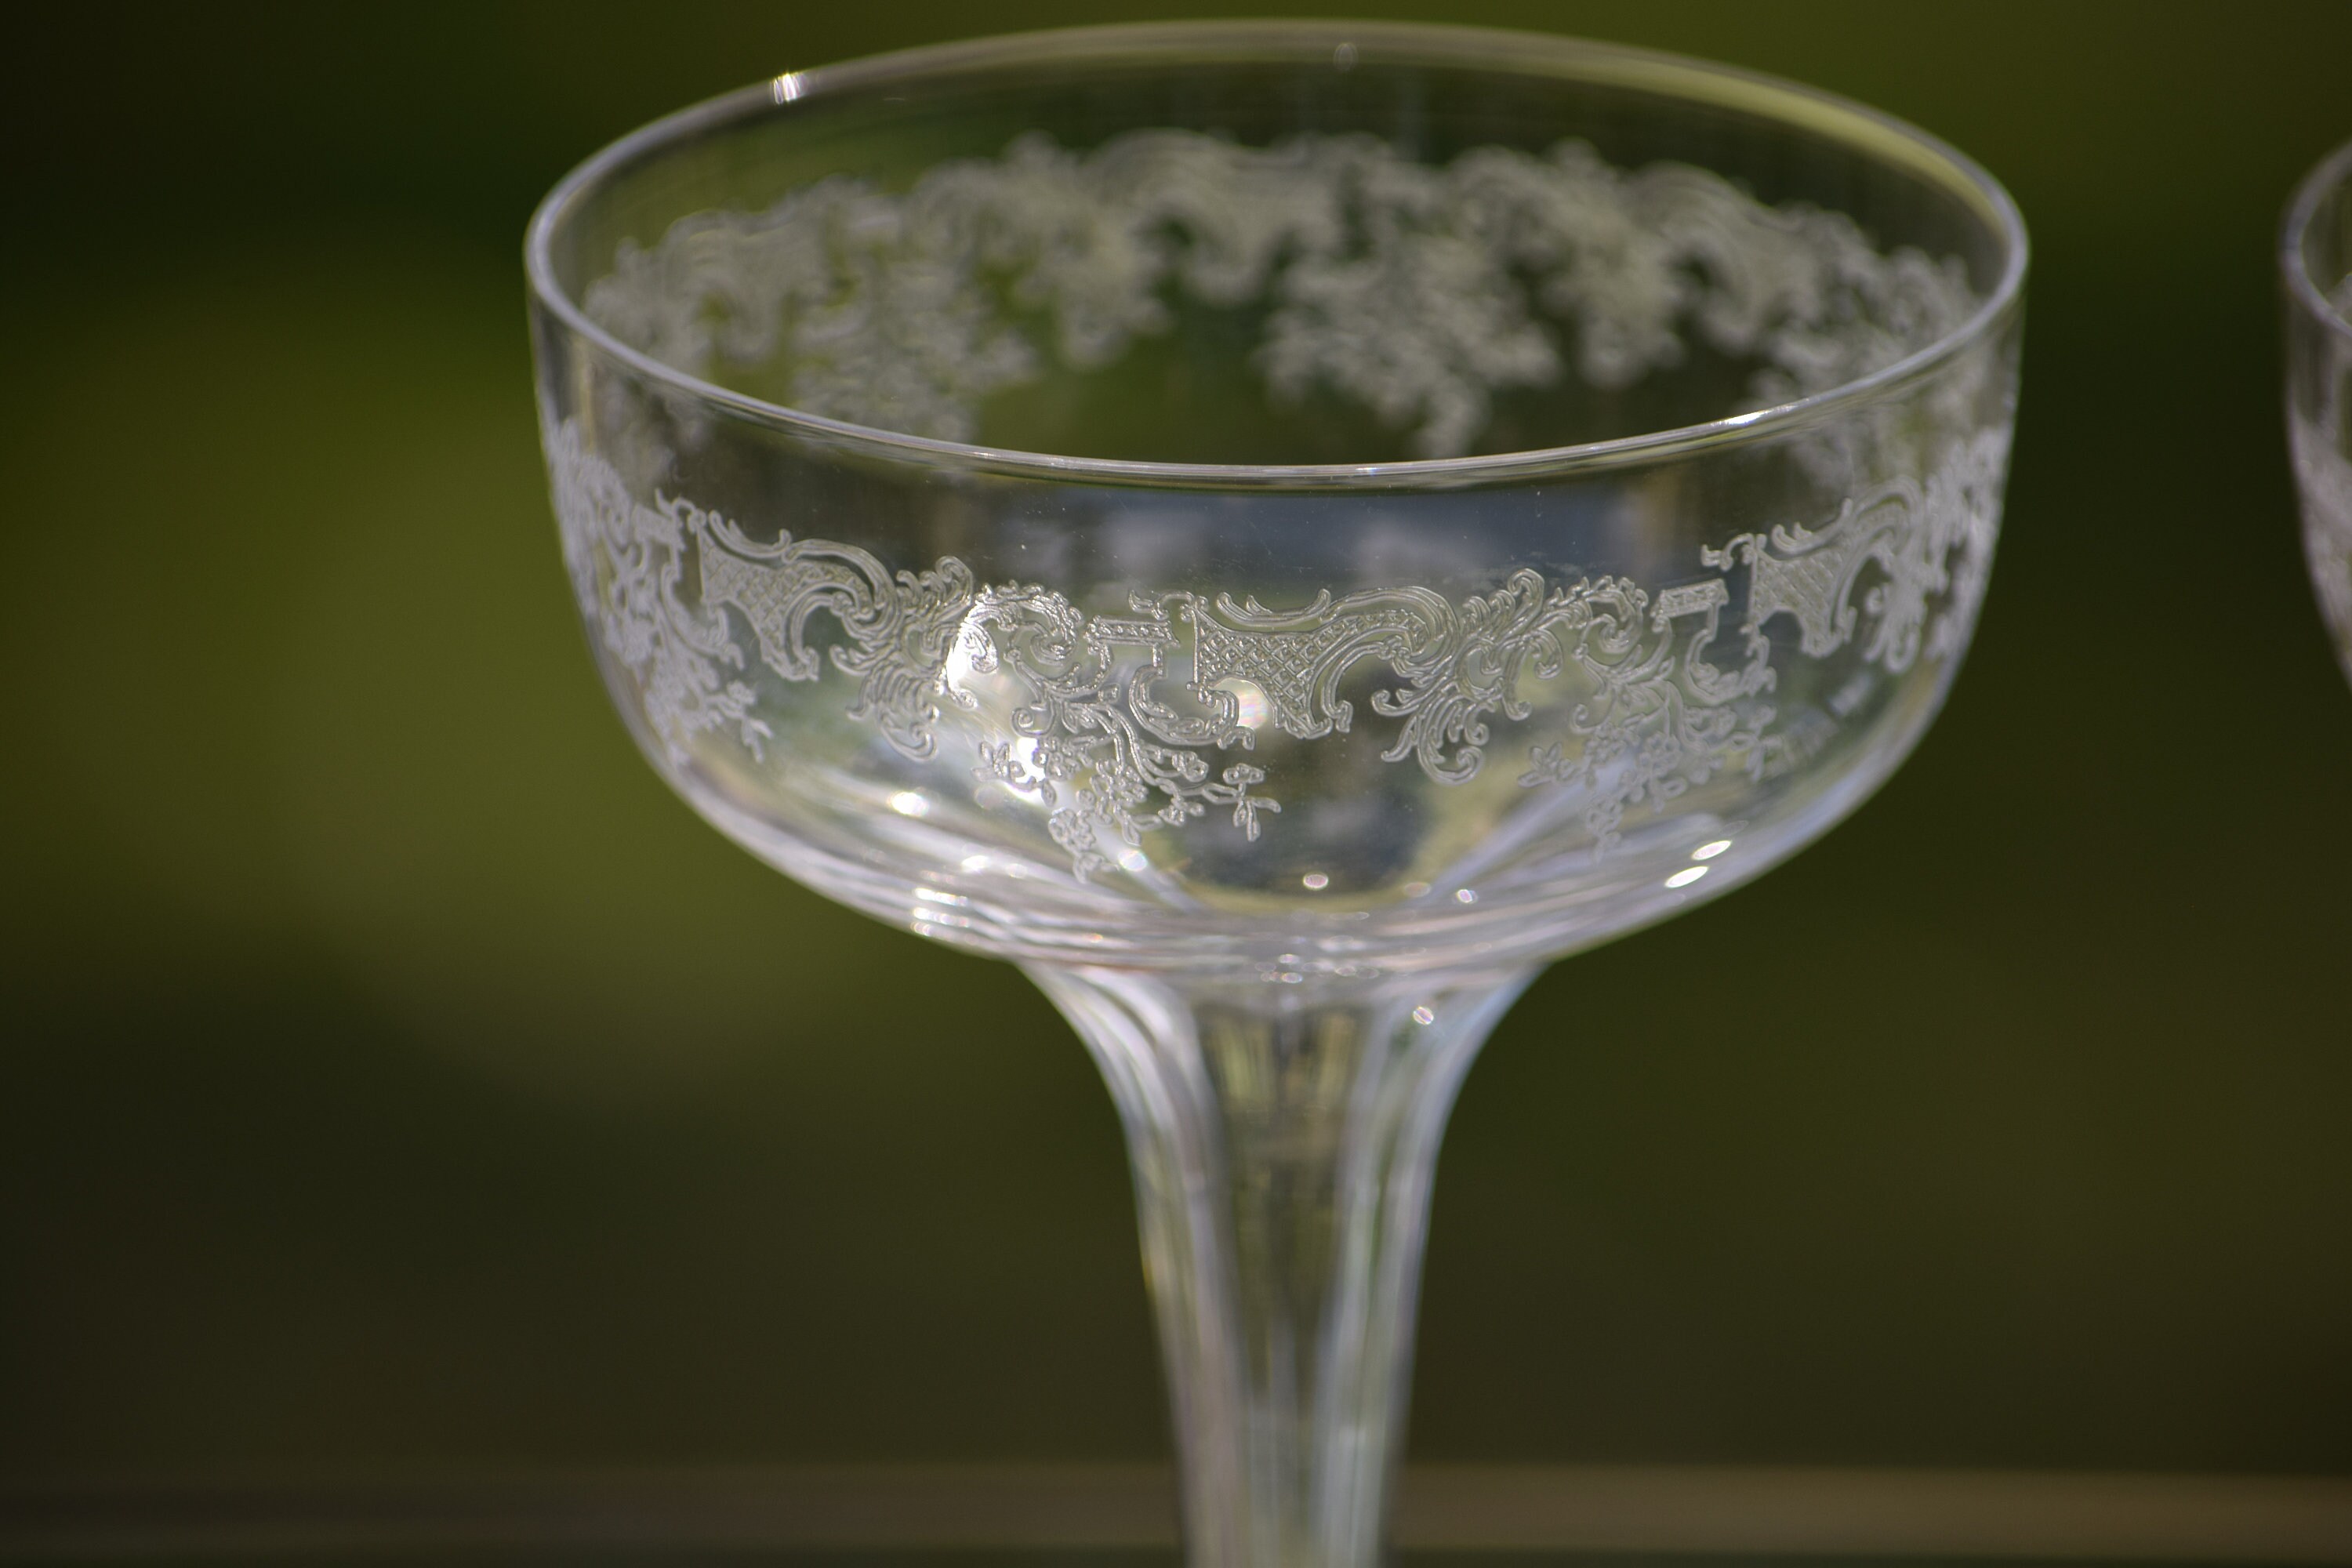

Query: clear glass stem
[1028,963,1535,1568]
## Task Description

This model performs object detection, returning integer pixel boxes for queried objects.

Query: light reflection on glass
[1212,677,1270,731]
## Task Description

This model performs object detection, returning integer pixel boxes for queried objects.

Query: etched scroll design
[548,419,2008,880]
[584,130,1976,460]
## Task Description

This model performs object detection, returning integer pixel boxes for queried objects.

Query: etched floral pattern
[584,130,1977,459]
[548,418,2009,880]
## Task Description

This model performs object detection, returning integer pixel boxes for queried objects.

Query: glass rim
[524,19,2029,490]
[2284,134,2352,347]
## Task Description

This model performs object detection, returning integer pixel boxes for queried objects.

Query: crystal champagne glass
[2287,136,2352,684]
[526,24,2025,1567]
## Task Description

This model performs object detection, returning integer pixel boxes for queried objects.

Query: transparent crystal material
[2286,138,2352,686]
[526,24,2025,1568]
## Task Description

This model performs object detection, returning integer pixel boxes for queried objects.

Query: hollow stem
[1028,963,1534,1568]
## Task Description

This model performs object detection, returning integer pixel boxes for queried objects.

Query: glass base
[6,1465,2347,1565]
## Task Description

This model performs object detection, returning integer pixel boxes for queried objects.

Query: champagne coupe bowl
[527,23,2024,1568]
[2287,136,2352,685]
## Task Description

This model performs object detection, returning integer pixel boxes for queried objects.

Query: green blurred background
[2,0,2347,1481]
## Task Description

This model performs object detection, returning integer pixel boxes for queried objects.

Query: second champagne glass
[2287,136,2352,684]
